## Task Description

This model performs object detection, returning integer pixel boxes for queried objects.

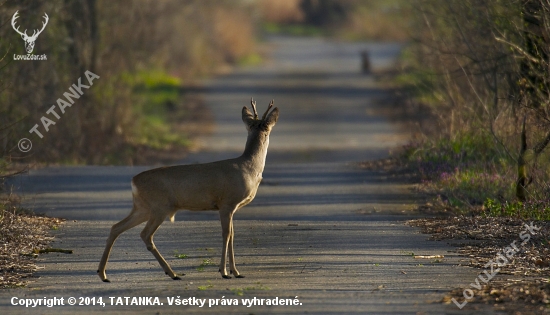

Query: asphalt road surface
[1,36,497,314]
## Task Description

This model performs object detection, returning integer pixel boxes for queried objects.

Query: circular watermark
[18,138,32,152]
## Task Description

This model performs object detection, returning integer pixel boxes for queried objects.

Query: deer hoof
[230,270,244,278]
[102,278,111,283]
[221,274,232,279]
[172,276,182,280]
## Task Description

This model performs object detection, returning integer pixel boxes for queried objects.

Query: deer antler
[250,97,259,120]
[29,13,49,40]
[11,11,49,40]
[262,100,274,120]
[11,11,28,38]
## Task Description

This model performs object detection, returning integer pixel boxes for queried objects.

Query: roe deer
[97,99,279,281]
[361,51,371,74]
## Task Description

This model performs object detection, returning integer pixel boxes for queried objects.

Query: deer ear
[242,106,255,126]
[264,107,279,126]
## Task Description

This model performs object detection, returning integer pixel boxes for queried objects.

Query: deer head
[242,98,279,132]
[240,98,279,162]
[11,11,49,54]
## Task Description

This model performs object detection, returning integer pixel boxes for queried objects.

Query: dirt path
[1,36,495,314]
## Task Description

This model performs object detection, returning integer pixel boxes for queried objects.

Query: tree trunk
[515,0,550,201]
[516,116,529,201]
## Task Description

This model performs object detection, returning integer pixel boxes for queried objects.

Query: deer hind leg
[98,204,148,282]
[140,212,181,280]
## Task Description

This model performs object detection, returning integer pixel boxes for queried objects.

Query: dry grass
[338,2,410,41]
[0,209,63,288]
[0,1,256,165]
[409,216,550,314]
[257,0,304,24]
[212,6,257,64]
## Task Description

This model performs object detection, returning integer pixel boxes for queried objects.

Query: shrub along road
[2,36,496,314]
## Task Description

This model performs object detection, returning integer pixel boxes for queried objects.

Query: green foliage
[173,251,188,259]
[404,131,516,210]
[230,283,270,296]
[238,53,263,67]
[196,258,215,272]
[231,288,244,296]
[122,70,190,150]
[262,22,326,37]
[484,198,550,220]
[403,129,550,219]
[395,66,445,107]
[1,0,257,165]
[197,284,213,290]
[405,132,508,166]
[397,0,550,220]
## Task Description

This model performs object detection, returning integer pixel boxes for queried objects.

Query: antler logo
[11,10,49,54]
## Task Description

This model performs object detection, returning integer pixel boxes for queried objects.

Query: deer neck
[240,131,270,175]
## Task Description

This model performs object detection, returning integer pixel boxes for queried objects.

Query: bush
[0,0,257,164]
[399,0,550,218]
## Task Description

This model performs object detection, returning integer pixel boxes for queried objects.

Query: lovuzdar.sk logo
[11,10,48,61]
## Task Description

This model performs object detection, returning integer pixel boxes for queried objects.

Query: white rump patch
[131,180,138,197]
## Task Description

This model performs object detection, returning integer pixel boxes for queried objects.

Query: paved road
[1,36,496,314]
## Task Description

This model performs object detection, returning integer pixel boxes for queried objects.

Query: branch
[533,129,550,154]
[494,36,542,64]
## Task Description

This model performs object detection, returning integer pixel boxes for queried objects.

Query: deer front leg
[219,209,236,279]
[228,220,244,278]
